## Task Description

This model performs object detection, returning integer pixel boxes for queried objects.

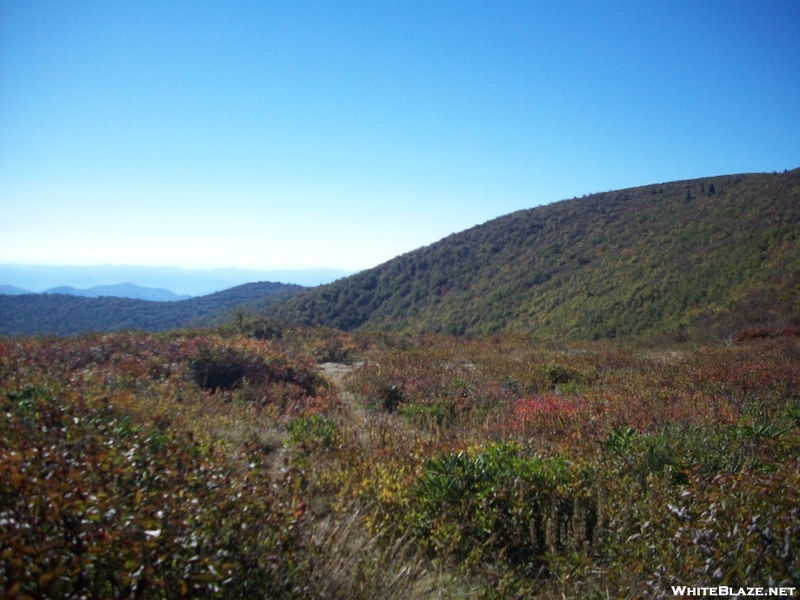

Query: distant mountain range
[0,265,353,296]
[268,169,800,341]
[0,285,30,296]
[37,283,192,302]
[0,282,302,336]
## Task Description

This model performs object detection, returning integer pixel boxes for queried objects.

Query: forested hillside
[271,169,800,340]
[0,282,302,336]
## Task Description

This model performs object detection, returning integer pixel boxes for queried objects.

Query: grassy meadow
[2,320,799,598]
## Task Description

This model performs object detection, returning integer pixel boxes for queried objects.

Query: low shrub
[399,402,446,428]
[288,415,339,450]
[187,340,323,396]
[188,345,262,391]
[734,326,800,343]
[0,386,306,599]
[375,384,404,413]
[407,443,596,571]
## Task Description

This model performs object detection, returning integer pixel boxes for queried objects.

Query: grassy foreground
[1,323,799,598]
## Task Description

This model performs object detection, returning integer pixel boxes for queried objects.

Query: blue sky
[1,1,798,272]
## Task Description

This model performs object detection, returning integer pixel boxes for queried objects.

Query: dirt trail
[262,362,360,482]
[318,361,364,417]
[318,362,358,387]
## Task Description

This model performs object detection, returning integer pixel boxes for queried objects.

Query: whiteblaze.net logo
[672,587,796,597]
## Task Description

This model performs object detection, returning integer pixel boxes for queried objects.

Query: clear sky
[1,1,798,272]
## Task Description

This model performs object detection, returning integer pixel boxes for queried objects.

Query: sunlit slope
[272,169,800,339]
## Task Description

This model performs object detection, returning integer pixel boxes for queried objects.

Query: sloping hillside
[0,282,303,336]
[271,169,800,340]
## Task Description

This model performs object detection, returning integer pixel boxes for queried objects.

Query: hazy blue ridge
[0,281,303,336]
[0,285,32,295]
[0,266,353,296]
[42,283,191,302]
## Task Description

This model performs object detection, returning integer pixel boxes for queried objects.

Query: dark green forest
[0,281,302,336]
[270,169,800,341]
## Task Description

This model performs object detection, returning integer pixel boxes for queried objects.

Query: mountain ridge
[0,281,303,336]
[0,285,31,296]
[43,282,191,302]
[268,169,800,340]
[0,265,353,296]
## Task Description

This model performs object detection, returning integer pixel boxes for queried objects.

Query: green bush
[399,402,446,428]
[288,415,338,449]
[408,443,595,570]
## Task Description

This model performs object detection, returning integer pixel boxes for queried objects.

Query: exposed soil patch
[318,361,360,387]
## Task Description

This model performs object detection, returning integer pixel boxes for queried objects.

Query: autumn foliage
[2,329,799,598]
[0,333,333,598]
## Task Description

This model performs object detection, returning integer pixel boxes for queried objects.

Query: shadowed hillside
[271,169,800,340]
[0,282,303,336]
